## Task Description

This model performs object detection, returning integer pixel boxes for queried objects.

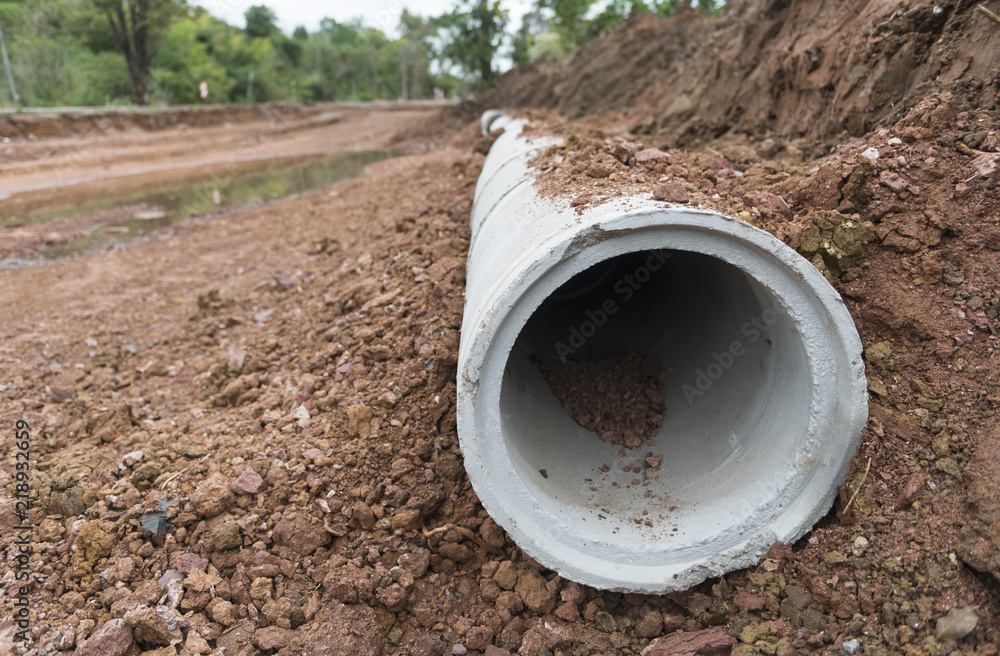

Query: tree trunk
[106,0,151,105]
[368,50,379,99]
[398,49,407,100]
[410,44,420,99]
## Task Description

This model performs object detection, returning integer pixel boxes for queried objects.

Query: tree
[360,27,385,99]
[510,9,548,67]
[244,5,276,39]
[437,0,508,91]
[91,0,172,105]
[537,0,596,49]
[398,10,437,99]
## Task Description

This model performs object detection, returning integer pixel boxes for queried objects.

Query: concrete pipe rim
[457,204,867,593]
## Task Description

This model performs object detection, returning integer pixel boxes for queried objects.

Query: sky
[191,0,535,38]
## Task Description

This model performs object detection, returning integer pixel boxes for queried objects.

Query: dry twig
[844,456,873,514]
[422,523,503,555]
[977,4,1000,26]
[159,454,211,490]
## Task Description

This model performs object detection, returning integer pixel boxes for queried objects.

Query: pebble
[634,148,672,163]
[158,570,184,587]
[124,605,186,646]
[74,618,133,656]
[652,183,689,203]
[861,147,880,163]
[294,405,311,428]
[231,468,264,495]
[852,536,870,556]
[120,450,144,468]
[190,472,235,518]
[842,638,860,654]
[453,645,468,655]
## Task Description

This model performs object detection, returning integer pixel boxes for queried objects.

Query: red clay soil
[1,2,1000,656]
[490,0,1000,148]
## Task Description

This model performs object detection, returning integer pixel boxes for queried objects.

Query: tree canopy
[0,0,725,107]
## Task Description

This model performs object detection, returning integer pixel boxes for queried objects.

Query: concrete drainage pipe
[457,114,868,593]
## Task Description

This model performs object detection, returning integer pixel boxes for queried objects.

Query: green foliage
[536,0,726,53]
[243,5,277,39]
[437,0,508,91]
[0,0,728,108]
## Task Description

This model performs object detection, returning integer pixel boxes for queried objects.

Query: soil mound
[490,0,1000,146]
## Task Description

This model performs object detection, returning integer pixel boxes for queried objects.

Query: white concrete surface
[457,115,868,593]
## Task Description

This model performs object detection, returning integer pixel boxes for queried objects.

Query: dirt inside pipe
[533,353,665,449]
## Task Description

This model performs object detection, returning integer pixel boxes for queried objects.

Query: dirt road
[0,106,438,263]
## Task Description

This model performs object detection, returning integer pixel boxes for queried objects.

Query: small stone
[861,147,880,164]
[851,536,870,557]
[391,507,422,531]
[635,609,663,638]
[514,569,556,613]
[253,626,297,651]
[190,472,235,518]
[184,632,211,654]
[586,162,614,178]
[413,634,446,656]
[376,583,409,612]
[493,560,517,590]
[158,569,183,588]
[738,210,761,228]
[879,170,908,194]
[935,605,978,641]
[75,619,133,656]
[209,522,242,551]
[634,148,671,164]
[868,378,888,397]
[399,548,431,577]
[174,553,209,574]
[652,183,689,203]
[733,591,766,611]
[555,600,580,621]
[972,152,1000,182]
[184,568,221,594]
[347,404,373,438]
[207,598,237,626]
[641,626,736,655]
[485,646,512,656]
[121,450,144,467]
[453,645,468,655]
[249,577,274,603]
[865,341,894,371]
[272,511,331,555]
[293,405,311,428]
[37,517,63,542]
[824,550,848,566]
[124,605,186,646]
[51,387,74,403]
[842,638,860,654]
[611,142,636,164]
[231,468,263,495]
[50,625,76,650]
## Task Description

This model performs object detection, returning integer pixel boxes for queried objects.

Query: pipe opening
[500,248,813,552]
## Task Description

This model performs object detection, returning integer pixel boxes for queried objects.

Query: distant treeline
[0,0,723,108]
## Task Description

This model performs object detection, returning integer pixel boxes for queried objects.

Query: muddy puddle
[1,150,396,266]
